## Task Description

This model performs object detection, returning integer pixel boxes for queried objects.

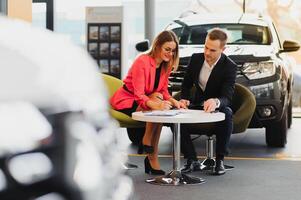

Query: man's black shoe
[212,159,226,175]
[181,159,202,173]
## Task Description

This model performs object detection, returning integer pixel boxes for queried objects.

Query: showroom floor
[120,117,301,200]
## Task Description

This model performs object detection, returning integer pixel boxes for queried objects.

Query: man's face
[204,37,225,66]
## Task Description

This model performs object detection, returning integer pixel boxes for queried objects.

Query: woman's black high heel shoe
[144,157,165,175]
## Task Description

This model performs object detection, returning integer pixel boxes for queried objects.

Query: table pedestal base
[146,170,205,185]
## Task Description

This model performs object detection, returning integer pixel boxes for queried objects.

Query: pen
[156,96,164,101]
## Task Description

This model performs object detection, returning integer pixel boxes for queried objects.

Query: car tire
[287,98,293,129]
[127,127,145,145]
[265,110,287,147]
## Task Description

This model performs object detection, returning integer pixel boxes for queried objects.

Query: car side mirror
[280,40,300,53]
[135,40,150,52]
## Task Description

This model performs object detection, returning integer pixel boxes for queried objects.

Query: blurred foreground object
[0,16,133,200]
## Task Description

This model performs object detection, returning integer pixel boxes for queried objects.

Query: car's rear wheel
[127,127,145,145]
[265,110,287,147]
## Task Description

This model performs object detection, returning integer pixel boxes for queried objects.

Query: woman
[110,30,188,175]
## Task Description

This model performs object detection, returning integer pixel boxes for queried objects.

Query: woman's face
[157,41,177,63]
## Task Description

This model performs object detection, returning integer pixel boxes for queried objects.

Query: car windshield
[172,24,271,45]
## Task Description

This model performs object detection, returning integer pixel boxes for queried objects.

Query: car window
[172,24,271,45]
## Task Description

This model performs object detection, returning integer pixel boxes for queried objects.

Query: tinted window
[172,24,271,45]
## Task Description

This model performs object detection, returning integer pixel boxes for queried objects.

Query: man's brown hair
[207,28,228,47]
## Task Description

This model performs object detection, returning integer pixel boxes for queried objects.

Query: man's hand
[203,98,217,113]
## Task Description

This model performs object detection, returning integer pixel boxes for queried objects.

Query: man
[180,28,237,175]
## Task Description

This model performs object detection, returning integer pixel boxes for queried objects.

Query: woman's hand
[179,99,190,108]
[146,93,173,110]
[149,99,172,110]
[158,100,173,110]
[168,98,189,109]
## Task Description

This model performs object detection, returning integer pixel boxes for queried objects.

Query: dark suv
[164,13,300,147]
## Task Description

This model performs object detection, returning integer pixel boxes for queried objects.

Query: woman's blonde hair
[147,30,179,71]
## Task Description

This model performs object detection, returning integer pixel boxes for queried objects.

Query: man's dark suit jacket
[181,53,237,108]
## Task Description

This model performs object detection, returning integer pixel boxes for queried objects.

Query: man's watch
[214,98,220,108]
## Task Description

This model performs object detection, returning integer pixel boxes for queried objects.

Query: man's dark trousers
[180,106,233,160]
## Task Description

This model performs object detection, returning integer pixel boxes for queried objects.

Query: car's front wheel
[265,110,287,147]
[287,98,293,129]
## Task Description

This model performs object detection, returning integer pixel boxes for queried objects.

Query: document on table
[143,110,181,116]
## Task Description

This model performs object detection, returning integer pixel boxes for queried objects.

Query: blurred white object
[0,102,52,155]
[0,16,108,124]
[0,170,6,191]
[8,153,53,184]
[34,193,66,200]
[0,16,133,200]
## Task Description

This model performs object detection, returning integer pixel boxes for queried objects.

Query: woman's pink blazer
[110,54,172,110]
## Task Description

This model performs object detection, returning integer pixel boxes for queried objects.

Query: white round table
[132,109,225,186]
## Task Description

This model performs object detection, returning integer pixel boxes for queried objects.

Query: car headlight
[249,83,274,98]
[242,61,276,80]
